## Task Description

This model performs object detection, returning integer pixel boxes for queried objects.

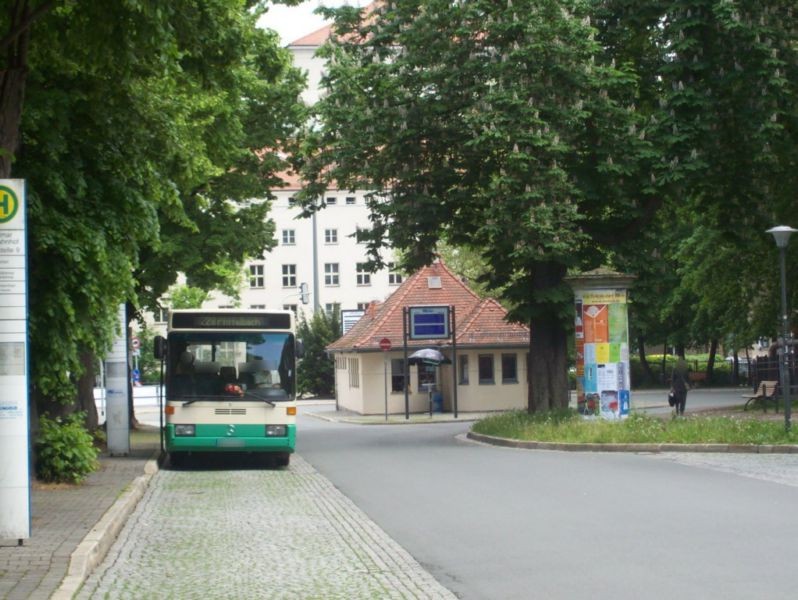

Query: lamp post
[766,226,797,432]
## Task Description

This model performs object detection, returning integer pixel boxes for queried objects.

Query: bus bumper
[165,423,296,453]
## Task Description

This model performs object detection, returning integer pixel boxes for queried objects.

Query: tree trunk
[76,350,99,430]
[731,349,739,386]
[706,338,718,381]
[637,335,654,384]
[527,261,569,413]
[528,316,569,412]
[126,302,139,428]
[0,2,34,178]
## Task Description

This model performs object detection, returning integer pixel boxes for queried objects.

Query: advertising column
[0,180,30,541]
[567,271,635,420]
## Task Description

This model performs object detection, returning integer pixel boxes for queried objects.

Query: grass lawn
[471,409,798,446]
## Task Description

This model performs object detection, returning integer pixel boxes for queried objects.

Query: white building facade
[148,20,399,327]
[209,186,401,319]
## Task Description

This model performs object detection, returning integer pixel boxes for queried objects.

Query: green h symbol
[0,186,18,223]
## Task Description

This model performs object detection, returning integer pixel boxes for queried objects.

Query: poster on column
[0,179,30,541]
[574,288,630,420]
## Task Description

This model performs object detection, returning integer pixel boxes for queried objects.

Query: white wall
[334,349,528,415]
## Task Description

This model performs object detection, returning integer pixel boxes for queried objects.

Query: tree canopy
[1,1,305,411]
[299,0,656,409]
[299,0,798,407]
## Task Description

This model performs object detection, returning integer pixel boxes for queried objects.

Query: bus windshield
[167,331,295,402]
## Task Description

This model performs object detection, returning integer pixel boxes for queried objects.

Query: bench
[688,372,708,386]
[743,380,779,412]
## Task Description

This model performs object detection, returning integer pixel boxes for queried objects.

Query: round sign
[131,337,141,350]
[0,185,19,224]
[379,337,392,351]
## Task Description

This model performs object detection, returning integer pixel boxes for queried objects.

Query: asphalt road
[296,410,798,600]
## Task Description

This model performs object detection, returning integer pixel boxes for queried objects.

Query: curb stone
[50,451,160,600]
[466,431,798,454]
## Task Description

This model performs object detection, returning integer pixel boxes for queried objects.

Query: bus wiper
[181,394,227,406]
[243,391,276,407]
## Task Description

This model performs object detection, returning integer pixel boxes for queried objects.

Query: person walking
[671,358,689,416]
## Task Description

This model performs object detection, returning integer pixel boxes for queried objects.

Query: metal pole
[384,353,388,421]
[778,246,792,431]
[403,307,409,420]
[451,305,458,419]
[311,210,320,312]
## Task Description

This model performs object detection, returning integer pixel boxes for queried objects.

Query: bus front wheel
[274,453,290,468]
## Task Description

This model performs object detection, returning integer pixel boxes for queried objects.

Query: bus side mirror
[154,335,166,360]
[296,339,305,359]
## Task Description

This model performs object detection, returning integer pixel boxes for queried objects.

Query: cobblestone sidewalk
[0,451,153,600]
[77,455,456,599]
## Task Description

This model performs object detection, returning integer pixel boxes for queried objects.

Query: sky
[258,1,370,46]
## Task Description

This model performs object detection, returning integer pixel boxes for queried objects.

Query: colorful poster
[573,287,631,420]
[595,343,610,364]
[583,304,609,343]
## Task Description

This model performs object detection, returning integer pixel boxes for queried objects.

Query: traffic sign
[379,338,392,351]
[131,337,140,350]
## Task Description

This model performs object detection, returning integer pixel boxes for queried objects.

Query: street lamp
[766,225,797,432]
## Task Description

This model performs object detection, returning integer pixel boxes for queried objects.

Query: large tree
[604,1,798,365]
[2,2,304,423]
[299,0,656,411]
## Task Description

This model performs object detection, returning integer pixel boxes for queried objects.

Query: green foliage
[35,413,100,484]
[135,327,162,385]
[3,2,305,408]
[297,308,342,397]
[473,410,798,445]
[301,0,654,410]
[168,285,210,310]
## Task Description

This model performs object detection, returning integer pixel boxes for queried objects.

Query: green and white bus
[154,310,300,467]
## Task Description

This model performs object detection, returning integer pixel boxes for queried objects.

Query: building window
[345,196,356,205]
[324,228,338,244]
[348,357,360,389]
[282,264,297,287]
[391,359,406,392]
[283,304,297,314]
[502,354,518,383]
[388,262,403,285]
[282,229,295,245]
[288,197,296,207]
[326,196,337,205]
[417,364,436,390]
[459,355,469,385]
[325,302,340,316]
[356,302,369,311]
[249,264,264,288]
[324,263,339,286]
[250,304,265,309]
[478,354,495,384]
[154,307,168,323]
[356,263,371,286]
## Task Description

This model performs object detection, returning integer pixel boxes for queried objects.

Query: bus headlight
[174,424,195,437]
[265,425,286,437]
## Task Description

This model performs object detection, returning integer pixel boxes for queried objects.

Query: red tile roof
[328,260,529,352]
[288,24,332,47]
[287,2,380,48]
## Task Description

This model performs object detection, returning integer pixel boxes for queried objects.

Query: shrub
[35,413,100,484]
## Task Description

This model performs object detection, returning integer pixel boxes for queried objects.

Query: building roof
[288,24,332,47]
[287,2,380,48]
[327,260,529,353]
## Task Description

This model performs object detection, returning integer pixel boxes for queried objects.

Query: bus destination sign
[172,312,291,330]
